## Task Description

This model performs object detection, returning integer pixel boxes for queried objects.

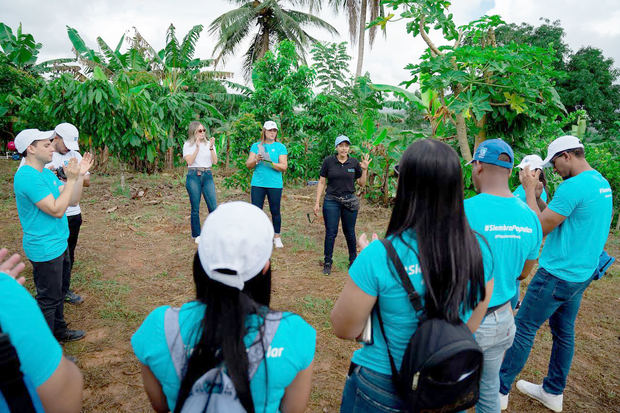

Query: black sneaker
[55,329,86,343]
[65,290,84,305]
[323,263,332,275]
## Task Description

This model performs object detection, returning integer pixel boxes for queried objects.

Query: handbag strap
[375,238,426,392]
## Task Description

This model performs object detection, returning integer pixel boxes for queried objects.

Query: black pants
[31,249,70,335]
[323,196,358,266]
[67,213,82,272]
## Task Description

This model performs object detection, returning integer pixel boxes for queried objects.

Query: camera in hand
[56,166,67,180]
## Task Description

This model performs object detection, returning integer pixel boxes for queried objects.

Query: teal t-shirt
[465,194,543,307]
[349,230,493,375]
[14,165,69,262]
[513,184,548,203]
[540,170,613,282]
[250,142,287,189]
[131,301,316,412]
[0,272,63,388]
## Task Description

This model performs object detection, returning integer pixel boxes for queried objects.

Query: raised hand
[209,137,216,149]
[0,248,26,285]
[64,158,81,181]
[360,153,372,170]
[79,152,94,176]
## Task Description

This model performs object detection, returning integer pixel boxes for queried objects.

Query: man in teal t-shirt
[465,139,542,413]
[13,129,91,343]
[499,136,613,412]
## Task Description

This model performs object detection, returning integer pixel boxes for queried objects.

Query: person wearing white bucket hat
[499,135,613,412]
[245,120,288,248]
[13,128,93,344]
[49,122,90,305]
[132,202,316,413]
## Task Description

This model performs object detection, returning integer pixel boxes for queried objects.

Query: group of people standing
[2,119,614,413]
[183,119,370,267]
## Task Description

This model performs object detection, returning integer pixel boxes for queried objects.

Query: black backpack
[376,239,483,413]
[0,325,44,413]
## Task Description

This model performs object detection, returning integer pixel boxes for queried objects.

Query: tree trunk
[166,128,174,170]
[474,114,487,150]
[225,133,230,170]
[355,0,368,77]
[455,114,472,162]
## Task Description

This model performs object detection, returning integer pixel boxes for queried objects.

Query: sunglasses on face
[550,151,566,166]
[196,129,206,133]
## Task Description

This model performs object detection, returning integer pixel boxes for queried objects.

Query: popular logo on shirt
[266,346,284,358]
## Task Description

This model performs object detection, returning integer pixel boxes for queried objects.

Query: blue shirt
[349,231,493,375]
[541,170,613,282]
[14,165,68,262]
[131,301,316,412]
[465,194,543,307]
[513,184,548,203]
[250,142,287,189]
[0,272,63,388]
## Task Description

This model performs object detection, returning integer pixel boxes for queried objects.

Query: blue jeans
[499,267,595,396]
[323,197,358,266]
[250,186,282,234]
[341,364,406,413]
[510,279,520,309]
[475,304,516,413]
[186,169,217,238]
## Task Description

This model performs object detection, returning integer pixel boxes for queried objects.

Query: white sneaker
[194,236,201,245]
[500,392,509,410]
[516,380,563,412]
[273,237,283,248]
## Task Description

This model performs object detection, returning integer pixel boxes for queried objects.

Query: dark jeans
[250,186,282,234]
[341,364,406,412]
[499,267,595,396]
[323,196,358,266]
[67,213,82,272]
[186,169,217,238]
[31,249,70,335]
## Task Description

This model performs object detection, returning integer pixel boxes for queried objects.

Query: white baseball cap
[516,154,544,170]
[542,135,584,167]
[263,120,278,130]
[15,129,55,153]
[197,201,274,290]
[55,122,80,151]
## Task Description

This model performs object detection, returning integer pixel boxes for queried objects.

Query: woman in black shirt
[314,135,370,275]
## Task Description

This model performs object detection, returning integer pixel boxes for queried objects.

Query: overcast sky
[2,0,619,87]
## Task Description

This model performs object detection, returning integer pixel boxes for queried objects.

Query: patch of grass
[155,271,169,279]
[283,230,318,253]
[89,278,131,299]
[99,299,141,321]
[299,295,334,328]
[112,181,131,197]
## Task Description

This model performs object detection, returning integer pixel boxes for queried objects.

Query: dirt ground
[1,159,618,412]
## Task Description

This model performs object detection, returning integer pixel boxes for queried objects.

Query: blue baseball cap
[334,135,351,148]
[467,138,514,169]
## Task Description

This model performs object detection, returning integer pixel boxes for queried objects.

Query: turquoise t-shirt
[14,165,69,262]
[513,184,548,203]
[465,194,543,307]
[131,301,316,412]
[0,272,63,388]
[349,230,493,375]
[250,142,287,189]
[540,170,613,282]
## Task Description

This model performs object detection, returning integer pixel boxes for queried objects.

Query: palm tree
[295,0,385,77]
[209,0,339,78]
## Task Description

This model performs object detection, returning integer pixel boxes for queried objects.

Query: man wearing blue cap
[499,136,613,412]
[465,139,543,413]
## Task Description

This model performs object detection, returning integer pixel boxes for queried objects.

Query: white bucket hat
[15,129,54,153]
[197,202,274,290]
[263,120,278,130]
[542,135,584,167]
[55,122,80,151]
[516,154,544,170]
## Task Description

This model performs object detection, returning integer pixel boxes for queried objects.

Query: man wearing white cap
[13,128,93,343]
[49,123,90,305]
[499,136,613,412]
